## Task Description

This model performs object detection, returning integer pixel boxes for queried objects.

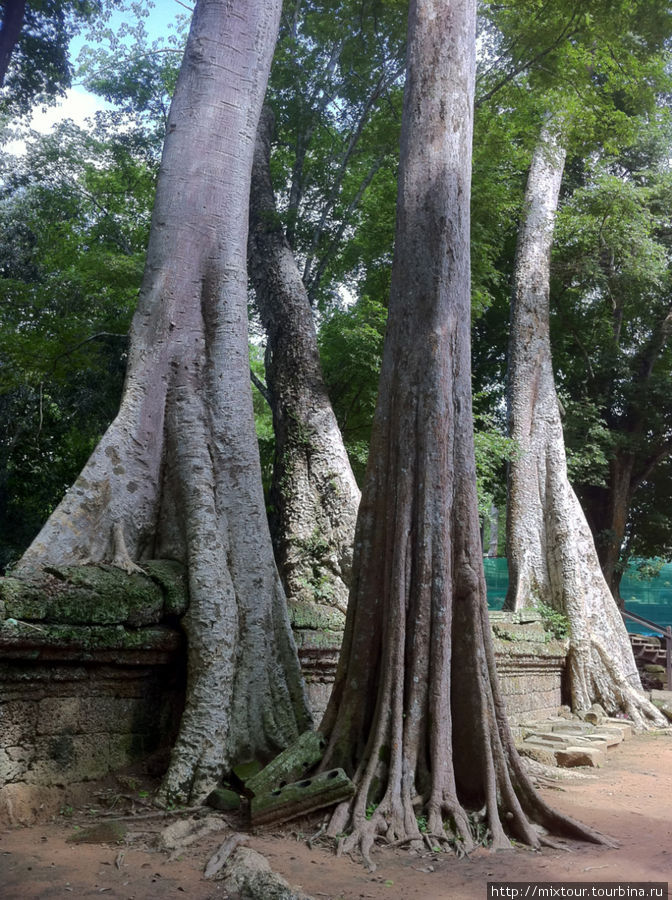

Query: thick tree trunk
[248,107,361,618]
[317,3,606,871]
[504,125,664,728]
[17,0,311,802]
[0,0,25,87]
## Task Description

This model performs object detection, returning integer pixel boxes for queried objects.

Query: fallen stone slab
[571,736,609,753]
[250,767,354,827]
[530,732,569,744]
[246,731,326,798]
[556,746,605,768]
[550,721,593,734]
[520,737,569,751]
[516,743,557,767]
[603,718,634,739]
[588,731,623,748]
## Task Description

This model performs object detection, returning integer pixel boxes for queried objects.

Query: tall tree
[554,129,672,600]
[248,106,360,615]
[504,124,664,726]
[244,0,405,613]
[318,0,603,868]
[15,0,311,804]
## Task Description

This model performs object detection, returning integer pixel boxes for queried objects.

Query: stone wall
[0,569,568,823]
[491,610,567,723]
[0,628,185,824]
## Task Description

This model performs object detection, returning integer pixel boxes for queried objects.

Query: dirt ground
[1,732,670,900]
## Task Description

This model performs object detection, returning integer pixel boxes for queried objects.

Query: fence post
[666,626,672,692]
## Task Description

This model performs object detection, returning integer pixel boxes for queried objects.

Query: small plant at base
[537,601,570,640]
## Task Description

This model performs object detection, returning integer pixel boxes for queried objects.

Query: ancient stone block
[516,743,557,767]
[555,746,605,768]
[246,731,326,797]
[250,768,355,826]
[36,697,81,735]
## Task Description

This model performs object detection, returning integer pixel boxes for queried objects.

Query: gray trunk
[17,0,312,802]
[487,503,499,557]
[317,2,605,865]
[505,125,664,728]
[248,107,360,619]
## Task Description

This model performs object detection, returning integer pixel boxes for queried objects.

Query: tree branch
[250,368,271,405]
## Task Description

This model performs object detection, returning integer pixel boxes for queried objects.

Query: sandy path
[1,733,670,899]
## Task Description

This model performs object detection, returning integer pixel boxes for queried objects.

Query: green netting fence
[483,557,672,632]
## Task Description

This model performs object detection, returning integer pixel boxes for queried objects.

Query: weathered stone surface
[0,782,64,825]
[220,846,314,899]
[250,768,354,826]
[0,621,183,665]
[534,732,570,744]
[551,721,592,734]
[603,718,634,739]
[247,731,326,798]
[555,746,605,768]
[573,736,609,753]
[0,562,188,628]
[516,742,557,766]
[288,602,345,632]
[587,731,623,748]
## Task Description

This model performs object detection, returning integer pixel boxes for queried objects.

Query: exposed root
[567,638,667,730]
[336,815,382,872]
[110,523,145,574]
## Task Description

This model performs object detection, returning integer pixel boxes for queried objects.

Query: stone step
[517,713,629,770]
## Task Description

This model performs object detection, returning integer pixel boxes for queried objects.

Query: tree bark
[504,125,664,728]
[17,0,311,803]
[487,503,499,557]
[0,0,26,87]
[317,2,606,870]
[248,107,361,618]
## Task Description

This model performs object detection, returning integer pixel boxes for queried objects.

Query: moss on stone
[0,620,181,653]
[0,561,188,628]
[288,600,345,631]
[143,560,188,616]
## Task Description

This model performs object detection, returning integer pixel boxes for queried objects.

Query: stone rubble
[514,700,663,770]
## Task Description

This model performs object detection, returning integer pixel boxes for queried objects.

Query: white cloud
[3,87,110,155]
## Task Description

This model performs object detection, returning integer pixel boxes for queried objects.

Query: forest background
[1,0,672,609]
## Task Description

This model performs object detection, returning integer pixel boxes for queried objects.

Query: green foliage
[266,0,405,310]
[0,118,155,570]
[1,0,102,116]
[76,1,186,149]
[553,114,672,567]
[319,294,386,482]
[536,602,570,641]
[473,405,516,520]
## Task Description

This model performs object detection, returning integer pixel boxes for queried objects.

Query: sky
[4,0,187,154]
